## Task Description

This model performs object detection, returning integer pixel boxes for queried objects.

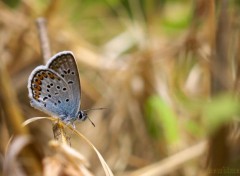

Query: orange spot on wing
[42,72,48,78]
[37,74,44,80]
[34,94,40,99]
[47,72,55,79]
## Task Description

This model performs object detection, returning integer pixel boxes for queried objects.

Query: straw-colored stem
[36,18,51,63]
[36,17,68,145]
[0,60,42,175]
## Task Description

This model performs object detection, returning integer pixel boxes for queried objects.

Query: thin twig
[35,17,68,144]
[128,140,207,176]
[36,17,51,64]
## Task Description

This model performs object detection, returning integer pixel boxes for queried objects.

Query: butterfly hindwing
[28,66,76,120]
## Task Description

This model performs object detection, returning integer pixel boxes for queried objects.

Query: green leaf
[3,0,20,8]
[161,2,191,34]
[202,94,240,133]
[145,95,179,144]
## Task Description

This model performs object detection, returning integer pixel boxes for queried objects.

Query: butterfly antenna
[83,107,107,112]
[83,107,107,127]
[87,116,95,127]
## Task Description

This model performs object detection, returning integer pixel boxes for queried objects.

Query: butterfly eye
[77,111,87,121]
[78,112,83,119]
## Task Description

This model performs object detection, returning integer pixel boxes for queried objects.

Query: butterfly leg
[72,123,76,129]
[66,121,76,129]
[62,117,76,129]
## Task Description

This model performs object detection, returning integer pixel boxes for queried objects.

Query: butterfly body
[28,51,86,124]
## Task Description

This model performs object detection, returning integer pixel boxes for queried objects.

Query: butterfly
[28,51,95,127]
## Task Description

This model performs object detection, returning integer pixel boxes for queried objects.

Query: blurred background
[1,0,240,175]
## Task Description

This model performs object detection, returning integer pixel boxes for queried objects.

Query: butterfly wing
[47,51,81,116]
[28,66,76,120]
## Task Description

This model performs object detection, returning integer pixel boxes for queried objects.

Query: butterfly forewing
[47,51,81,116]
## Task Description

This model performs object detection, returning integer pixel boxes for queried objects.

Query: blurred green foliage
[145,95,179,145]
[202,94,240,133]
[3,0,20,8]
[161,1,192,34]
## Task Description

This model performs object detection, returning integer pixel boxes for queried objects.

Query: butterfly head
[77,110,95,127]
[77,110,88,121]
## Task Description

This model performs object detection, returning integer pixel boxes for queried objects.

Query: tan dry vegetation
[1,0,240,176]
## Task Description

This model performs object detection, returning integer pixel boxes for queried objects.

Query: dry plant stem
[0,64,27,135]
[69,125,114,176]
[36,17,51,63]
[208,0,231,172]
[234,16,240,93]
[52,121,70,144]
[36,17,68,144]
[128,141,207,176]
[0,61,42,174]
[23,117,114,175]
